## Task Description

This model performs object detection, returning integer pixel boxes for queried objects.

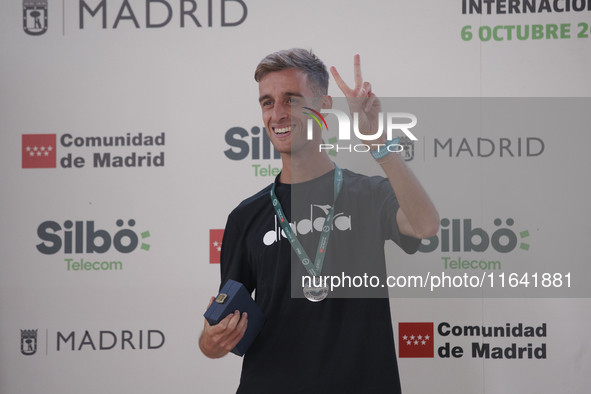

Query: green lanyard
[270,165,343,277]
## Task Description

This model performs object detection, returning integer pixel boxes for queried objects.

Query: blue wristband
[371,137,401,160]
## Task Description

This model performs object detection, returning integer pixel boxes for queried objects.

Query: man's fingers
[356,82,376,112]
[227,313,248,344]
[208,310,243,335]
[226,310,242,331]
[213,312,248,351]
[236,312,248,334]
[200,308,248,357]
[362,81,375,112]
[330,66,352,96]
[207,296,215,309]
[332,55,365,98]
[218,310,237,329]
[365,94,376,112]
[353,54,363,89]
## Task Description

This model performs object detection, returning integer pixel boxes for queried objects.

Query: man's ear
[321,95,333,110]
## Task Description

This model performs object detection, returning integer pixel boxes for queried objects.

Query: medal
[303,277,329,302]
[270,165,343,302]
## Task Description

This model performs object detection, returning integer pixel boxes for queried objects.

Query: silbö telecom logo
[419,217,532,271]
[224,126,282,177]
[36,218,151,271]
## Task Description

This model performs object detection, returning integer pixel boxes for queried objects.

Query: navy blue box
[204,279,265,356]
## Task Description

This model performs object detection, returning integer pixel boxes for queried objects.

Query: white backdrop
[1,1,590,393]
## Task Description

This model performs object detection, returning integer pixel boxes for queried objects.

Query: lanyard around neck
[269,165,343,277]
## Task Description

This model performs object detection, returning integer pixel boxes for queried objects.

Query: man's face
[258,68,322,156]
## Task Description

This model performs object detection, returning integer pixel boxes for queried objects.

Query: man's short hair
[254,48,329,96]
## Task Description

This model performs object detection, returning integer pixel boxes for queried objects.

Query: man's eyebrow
[258,92,305,103]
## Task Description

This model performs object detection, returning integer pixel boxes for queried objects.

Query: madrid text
[438,322,547,360]
[59,132,165,168]
[57,330,164,351]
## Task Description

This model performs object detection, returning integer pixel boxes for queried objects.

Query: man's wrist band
[371,137,401,160]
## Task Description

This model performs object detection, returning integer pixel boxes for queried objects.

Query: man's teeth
[275,126,291,134]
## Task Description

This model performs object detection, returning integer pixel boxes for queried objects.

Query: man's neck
[279,152,334,184]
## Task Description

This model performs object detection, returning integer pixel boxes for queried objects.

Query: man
[200,48,439,393]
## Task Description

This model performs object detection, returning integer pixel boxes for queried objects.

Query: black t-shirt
[220,168,421,394]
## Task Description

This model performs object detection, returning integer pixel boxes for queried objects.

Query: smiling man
[200,48,439,393]
[258,66,333,183]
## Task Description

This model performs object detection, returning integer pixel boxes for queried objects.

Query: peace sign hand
[330,54,384,145]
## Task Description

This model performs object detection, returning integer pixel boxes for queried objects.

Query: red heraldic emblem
[209,229,224,264]
[398,322,434,358]
[22,134,56,168]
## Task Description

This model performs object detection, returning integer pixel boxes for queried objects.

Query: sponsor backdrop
[1,0,590,393]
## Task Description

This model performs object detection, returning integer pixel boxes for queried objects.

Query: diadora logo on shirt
[263,204,352,246]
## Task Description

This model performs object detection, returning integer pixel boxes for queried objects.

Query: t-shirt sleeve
[378,179,422,255]
[219,214,256,294]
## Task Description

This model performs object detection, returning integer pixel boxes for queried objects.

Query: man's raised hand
[330,54,383,144]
